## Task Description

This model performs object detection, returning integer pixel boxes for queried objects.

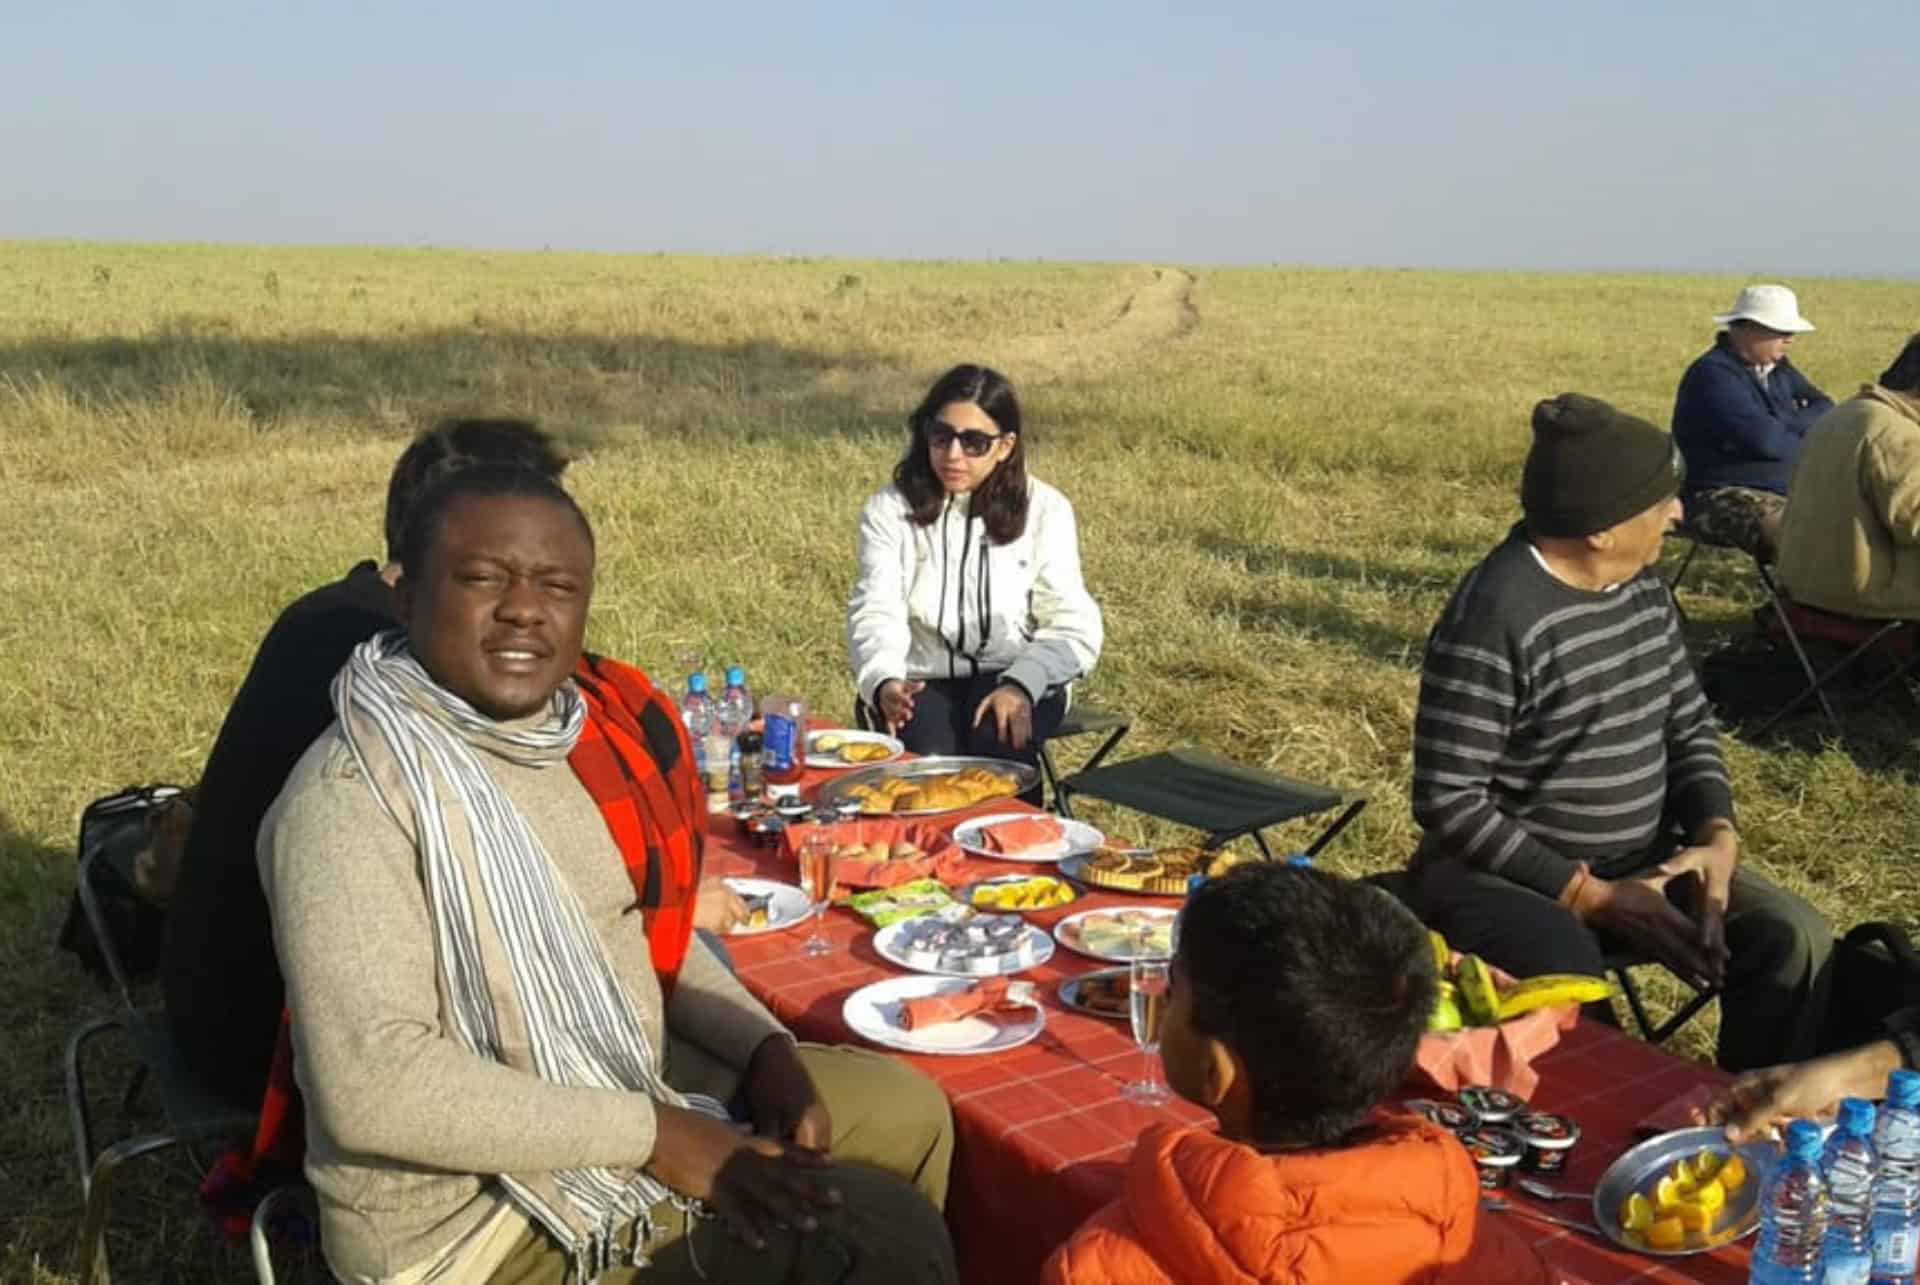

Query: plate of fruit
[1592,1126,1774,1256]
[1413,930,1618,1096]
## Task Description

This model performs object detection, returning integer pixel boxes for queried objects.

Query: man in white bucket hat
[1671,284,1832,560]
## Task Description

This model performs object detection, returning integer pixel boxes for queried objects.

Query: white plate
[804,729,905,770]
[872,916,1056,978]
[951,811,1105,864]
[1053,907,1179,963]
[719,878,813,937]
[841,975,1045,1056]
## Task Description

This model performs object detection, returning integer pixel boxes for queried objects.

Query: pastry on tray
[1080,848,1165,891]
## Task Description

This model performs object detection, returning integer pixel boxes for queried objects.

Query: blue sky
[6,0,1914,274]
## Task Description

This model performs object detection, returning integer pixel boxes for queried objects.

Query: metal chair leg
[74,1133,182,1285]
[250,1184,317,1285]
[65,1014,124,1199]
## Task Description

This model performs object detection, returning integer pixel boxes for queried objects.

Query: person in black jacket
[162,419,571,1110]
[1671,284,1831,560]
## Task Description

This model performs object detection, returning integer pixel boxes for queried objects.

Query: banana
[1427,980,1464,1033]
[1453,953,1503,1026]
[1494,973,1617,1021]
[1428,929,1451,977]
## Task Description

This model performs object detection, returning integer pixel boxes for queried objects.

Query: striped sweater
[1410,526,1734,898]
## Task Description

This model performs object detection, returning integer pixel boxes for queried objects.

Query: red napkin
[835,848,977,894]
[978,816,1066,859]
[898,978,1034,1031]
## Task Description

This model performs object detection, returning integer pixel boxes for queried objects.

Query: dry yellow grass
[2,241,1915,1282]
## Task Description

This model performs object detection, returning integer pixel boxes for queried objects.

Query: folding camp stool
[1055,746,1365,859]
[1664,519,1860,737]
[1037,704,1131,817]
[62,795,294,1285]
[1603,949,1720,1046]
[1749,599,1916,738]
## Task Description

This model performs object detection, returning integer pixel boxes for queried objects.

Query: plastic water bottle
[1752,1119,1828,1285]
[1870,1070,1920,1284]
[1825,1098,1878,1284]
[680,673,714,780]
[717,665,754,798]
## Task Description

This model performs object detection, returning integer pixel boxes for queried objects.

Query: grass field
[2,241,1916,1282]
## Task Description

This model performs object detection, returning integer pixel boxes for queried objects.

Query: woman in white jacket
[847,364,1103,767]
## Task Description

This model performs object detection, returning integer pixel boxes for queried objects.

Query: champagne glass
[798,835,839,958]
[1123,952,1172,1105]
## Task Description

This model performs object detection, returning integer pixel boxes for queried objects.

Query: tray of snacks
[959,873,1078,914]
[805,729,904,769]
[1057,966,1130,1020]
[1592,1126,1773,1256]
[1053,906,1178,962]
[779,818,967,890]
[1059,844,1254,896]
[816,755,1035,816]
[873,909,1055,977]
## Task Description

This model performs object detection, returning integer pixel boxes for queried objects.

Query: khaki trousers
[490,1044,957,1284]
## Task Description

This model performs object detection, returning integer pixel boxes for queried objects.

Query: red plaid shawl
[214,652,705,1203]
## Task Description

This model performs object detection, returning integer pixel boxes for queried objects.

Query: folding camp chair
[61,791,299,1285]
[1664,518,1876,738]
[1056,746,1365,859]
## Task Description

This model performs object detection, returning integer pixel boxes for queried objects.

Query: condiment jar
[1457,1086,1525,1126]
[736,730,765,801]
[1513,1111,1580,1177]
[1459,1127,1525,1190]
[1403,1098,1479,1137]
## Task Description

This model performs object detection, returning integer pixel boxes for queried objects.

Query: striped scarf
[332,632,727,1280]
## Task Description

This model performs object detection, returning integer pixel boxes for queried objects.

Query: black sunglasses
[926,423,1006,458]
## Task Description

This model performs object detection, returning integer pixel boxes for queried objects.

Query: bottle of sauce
[761,693,809,786]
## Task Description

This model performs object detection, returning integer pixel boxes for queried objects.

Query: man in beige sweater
[261,464,956,1284]
[1777,335,1920,619]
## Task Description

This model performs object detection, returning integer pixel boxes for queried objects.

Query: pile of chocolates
[1403,1087,1580,1189]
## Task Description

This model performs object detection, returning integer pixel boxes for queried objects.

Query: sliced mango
[1619,1191,1655,1233]
[1647,1216,1687,1250]
[1719,1155,1748,1191]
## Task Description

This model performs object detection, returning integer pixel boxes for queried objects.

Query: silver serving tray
[813,755,1039,816]
[1590,1125,1777,1257]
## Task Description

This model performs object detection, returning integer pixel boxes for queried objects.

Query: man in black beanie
[1402,393,1830,1072]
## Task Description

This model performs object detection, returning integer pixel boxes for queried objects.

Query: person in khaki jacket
[1777,335,1920,619]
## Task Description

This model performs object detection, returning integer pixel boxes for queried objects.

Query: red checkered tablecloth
[708,781,1750,1284]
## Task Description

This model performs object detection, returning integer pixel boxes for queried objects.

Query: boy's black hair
[384,418,569,562]
[1177,863,1436,1147]
[397,464,594,580]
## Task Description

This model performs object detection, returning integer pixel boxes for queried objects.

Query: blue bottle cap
[1285,853,1312,867]
[687,673,708,694]
[1889,1069,1920,1110]
[1783,1119,1824,1160]
[725,665,746,686]
[1837,1097,1877,1137]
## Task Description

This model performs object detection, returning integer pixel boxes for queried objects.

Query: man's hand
[743,1036,832,1152]
[876,679,924,734]
[694,878,748,934]
[972,684,1034,750]
[1693,1042,1904,1142]
[649,1104,840,1249]
[1656,825,1738,981]
[1580,874,1719,990]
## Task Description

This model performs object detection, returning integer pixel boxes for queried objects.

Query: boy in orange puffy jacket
[1043,864,1560,1285]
